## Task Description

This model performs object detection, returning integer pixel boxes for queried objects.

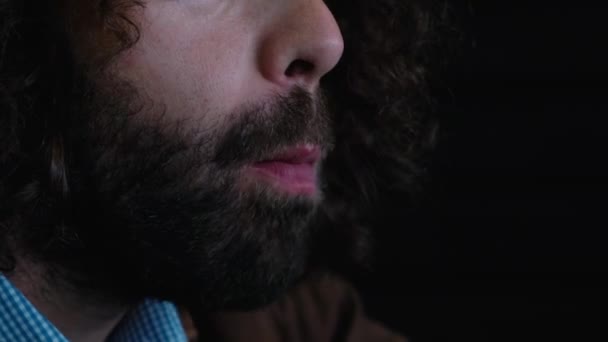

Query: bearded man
[0,0,439,340]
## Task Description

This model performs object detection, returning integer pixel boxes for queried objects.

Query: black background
[357,2,608,341]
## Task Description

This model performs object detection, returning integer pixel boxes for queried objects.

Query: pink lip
[249,145,321,196]
[258,145,321,165]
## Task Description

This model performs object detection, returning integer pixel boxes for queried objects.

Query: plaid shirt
[0,274,187,342]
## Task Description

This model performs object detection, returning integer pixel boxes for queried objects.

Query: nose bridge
[258,0,344,90]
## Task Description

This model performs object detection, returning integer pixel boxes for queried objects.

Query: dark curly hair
[0,0,446,275]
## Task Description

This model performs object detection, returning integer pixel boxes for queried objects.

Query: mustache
[212,88,333,168]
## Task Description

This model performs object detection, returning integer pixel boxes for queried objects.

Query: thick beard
[45,73,334,311]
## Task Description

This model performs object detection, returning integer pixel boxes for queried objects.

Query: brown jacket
[181,275,406,342]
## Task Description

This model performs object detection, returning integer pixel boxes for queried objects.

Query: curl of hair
[0,0,449,274]
[316,0,449,274]
[0,0,143,271]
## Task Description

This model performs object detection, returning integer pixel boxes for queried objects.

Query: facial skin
[19,0,344,313]
[118,0,343,127]
[115,0,343,198]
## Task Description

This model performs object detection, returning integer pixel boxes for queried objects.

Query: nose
[258,0,345,92]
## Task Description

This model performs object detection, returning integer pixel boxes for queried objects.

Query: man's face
[61,0,344,309]
[114,0,343,197]
[118,0,343,128]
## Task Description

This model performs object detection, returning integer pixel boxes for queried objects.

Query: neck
[8,258,129,342]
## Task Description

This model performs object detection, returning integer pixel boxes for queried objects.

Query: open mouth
[247,144,321,196]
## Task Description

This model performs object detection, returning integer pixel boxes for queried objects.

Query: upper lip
[257,144,321,165]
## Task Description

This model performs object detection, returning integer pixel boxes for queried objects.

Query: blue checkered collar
[0,274,188,342]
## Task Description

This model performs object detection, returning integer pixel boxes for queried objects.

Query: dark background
[357,2,608,341]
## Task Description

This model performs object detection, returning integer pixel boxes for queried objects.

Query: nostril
[285,59,315,78]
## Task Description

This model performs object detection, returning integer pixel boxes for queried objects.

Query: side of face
[49,0,346,310]
[115,0,344,128]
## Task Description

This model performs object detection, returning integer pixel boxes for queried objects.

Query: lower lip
[248,161,317,196]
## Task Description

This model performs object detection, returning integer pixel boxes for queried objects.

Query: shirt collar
[0,274,187,342]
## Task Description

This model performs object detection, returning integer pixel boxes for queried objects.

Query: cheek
[114,9,256,126]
